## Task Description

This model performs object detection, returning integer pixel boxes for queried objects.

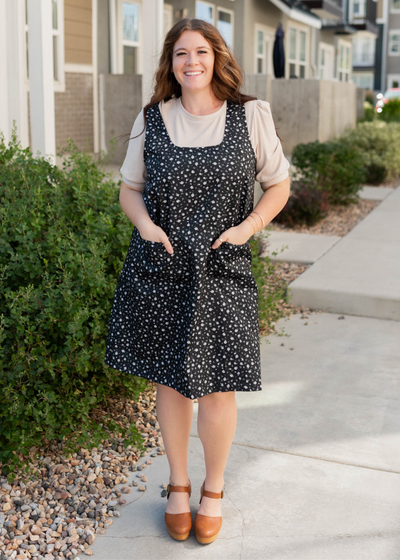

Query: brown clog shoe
[164,480,192,541]
[194,479,224,544]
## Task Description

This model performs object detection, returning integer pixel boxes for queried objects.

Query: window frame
[337,39,352,82]
[117,0,141,75]
[318,42,334,79]
[287,23,308,79]
[349,0,367,19]
[216,6,234,48]
[195,1,216,24]
[24,0,65,92]
[352,35,375,66]
[254,24,274,75]
[388,30,400,56]
[390,0,400,13]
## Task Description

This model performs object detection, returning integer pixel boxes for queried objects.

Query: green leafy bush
[0,130,150,479]
[378,98,400,123]
[291,140,366,205]
[274,186,330,227]
[340,120,400,184]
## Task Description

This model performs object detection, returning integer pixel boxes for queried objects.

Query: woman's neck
[180,89,224,116]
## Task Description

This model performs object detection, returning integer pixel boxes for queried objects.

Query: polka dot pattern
[104,100,263,399]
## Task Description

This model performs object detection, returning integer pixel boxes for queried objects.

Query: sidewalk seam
[190,435,400,475]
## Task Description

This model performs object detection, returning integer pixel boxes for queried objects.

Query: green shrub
[274,186,330,226]
[340,120,400,184]
[291,140,366,205]
[378,98,400,123]
[0,130,150,480]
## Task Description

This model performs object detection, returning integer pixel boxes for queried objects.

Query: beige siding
[64,0,92,65]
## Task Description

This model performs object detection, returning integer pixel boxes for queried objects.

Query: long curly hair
[129,17,260,141]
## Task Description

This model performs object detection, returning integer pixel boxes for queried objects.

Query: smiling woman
[104,17,290,546]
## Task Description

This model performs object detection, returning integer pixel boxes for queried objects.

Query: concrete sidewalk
[287,185,400,321]
[89,312,400,560]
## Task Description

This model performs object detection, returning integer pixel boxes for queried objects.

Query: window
[352,0,366,18]
[196,1,215,25]
[122,2,140,73]
[217,8,233,47]
[391,0,400,11]
[288,26,307,78]
[352,36,375,65]
[353,73,373,88]
[388,74,400,88]
[24,0,64,88]
[338,41,351,81]
[319,44,334,79]
[255,26,273,74]
[388,31,400,55]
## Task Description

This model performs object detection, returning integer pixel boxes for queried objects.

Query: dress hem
[104,359,263,400]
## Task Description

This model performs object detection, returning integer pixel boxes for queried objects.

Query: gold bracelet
[249,212,263,230]
[251,211,265,228]
[244,217,257,235]
[246,214,259,233]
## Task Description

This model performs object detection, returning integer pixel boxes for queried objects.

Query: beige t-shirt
[120,97,290,192]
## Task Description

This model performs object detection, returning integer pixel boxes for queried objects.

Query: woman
[104,18,290,544]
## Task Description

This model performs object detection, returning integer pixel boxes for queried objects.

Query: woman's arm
[119,181,175,253]
[212,175,291,247]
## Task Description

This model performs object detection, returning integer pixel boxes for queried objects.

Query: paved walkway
[260,185,400,321]
[87,182,400,559]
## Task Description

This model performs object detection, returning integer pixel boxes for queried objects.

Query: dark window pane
[124,46,137,74]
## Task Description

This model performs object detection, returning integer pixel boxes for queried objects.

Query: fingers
[164,239,174,255]
[211,237,225,249]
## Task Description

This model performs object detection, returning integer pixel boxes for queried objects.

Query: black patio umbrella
[273,23,285,78]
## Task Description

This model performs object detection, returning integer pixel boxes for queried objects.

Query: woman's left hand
[211,221,254,249]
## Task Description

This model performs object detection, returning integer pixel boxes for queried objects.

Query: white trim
[7,0,29,148]
[348,0,366,20]
[27,0,56,162]
[0,0,9,142]
[92,0,99,154]
[64,63,94,73]
[109,0,118,73]
[117,0,142,74]
[389,0,400,12]
[388,30,400,56]
[195,1,215,24]
[387,73,400,87]
[319,42,334,79]
[337,38,352,82]
[287,22,309,78]
[216,6,234,48]
[268,0,321,29]
[254,23,275,74]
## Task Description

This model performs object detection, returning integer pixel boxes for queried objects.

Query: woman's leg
[156,384,194,513]
[197,391,237,517]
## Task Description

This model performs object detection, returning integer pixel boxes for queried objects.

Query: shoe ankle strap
[167,482,192,499]
[200,480,224,502]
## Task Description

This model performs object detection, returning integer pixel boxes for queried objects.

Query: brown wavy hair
[130,18,257,139]
[127,17,280,141]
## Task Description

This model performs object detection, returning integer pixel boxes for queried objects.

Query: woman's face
[172,30,215,94]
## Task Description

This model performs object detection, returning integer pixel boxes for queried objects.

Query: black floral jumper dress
[104,99,263,400]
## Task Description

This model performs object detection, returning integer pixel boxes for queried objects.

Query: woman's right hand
[139,225,174,255]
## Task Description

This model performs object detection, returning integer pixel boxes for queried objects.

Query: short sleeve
[120,108,147,191]
[247,99,290,191]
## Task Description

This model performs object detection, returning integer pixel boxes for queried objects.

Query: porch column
[5,0,29,148]
[27,0,56,162]
[142,0,164,104]
[0,0,9,142]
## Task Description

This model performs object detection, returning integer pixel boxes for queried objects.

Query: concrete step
[260,231,341,264]
[287,185,400,321]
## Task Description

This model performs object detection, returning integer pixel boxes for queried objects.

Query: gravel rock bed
[0,389,165,560]
[268,198,380,237]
